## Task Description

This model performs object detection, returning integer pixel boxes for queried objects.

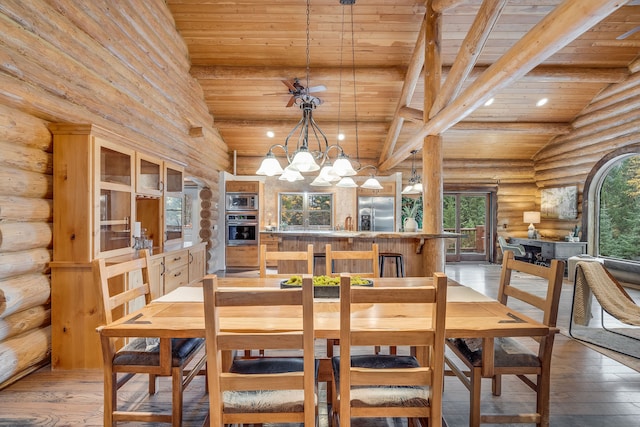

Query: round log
[0,140,52,175]
[0,325,51,386]
[0,222,52,252]
[0,196,52,222]
[200,187,213,199]
[0,104,52,151]
[0,306,50,341]
[0,249,51,281]
[0,166,52,199]
[0,273,51,318]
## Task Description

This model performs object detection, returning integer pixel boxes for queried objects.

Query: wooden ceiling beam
[189,66,405,81]
[378,19,426,164]
[190,64,627,84]
[430,0,509,116]
[399,107,571,134]
[379,0,628,172]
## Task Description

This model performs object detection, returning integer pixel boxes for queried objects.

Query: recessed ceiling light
[484,98,494,106]
[338,133,345,141]
[266,131,275,138]
[536,98,548,107]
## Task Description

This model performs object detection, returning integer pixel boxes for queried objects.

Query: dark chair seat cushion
[447,337,540,368]
[231,357,320,377]
[223,357,319,414]
[113,337,204,367]
[332,354,429,408]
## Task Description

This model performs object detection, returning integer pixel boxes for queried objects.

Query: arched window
[593,154,640,262]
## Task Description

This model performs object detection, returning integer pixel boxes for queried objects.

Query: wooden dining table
[99,275,553,379]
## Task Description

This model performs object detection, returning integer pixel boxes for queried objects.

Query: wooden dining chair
[444,250,565,427]
[325,243,380,277]
[255,243,314,356]
[203,274,317,426]
[259,243,314,278]
[94,249,207,427]
[325,242,383,357]
[330,272,448,427]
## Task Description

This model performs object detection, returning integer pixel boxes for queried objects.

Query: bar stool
[379,252,405,277]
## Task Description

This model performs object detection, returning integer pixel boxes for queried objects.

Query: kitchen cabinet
[226,181,260,193]
[226,245,259,268]
[163,249,189,293]
[147,243,207,298]
[188,243,207,284]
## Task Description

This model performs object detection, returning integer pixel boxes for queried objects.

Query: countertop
[259,230,459,239]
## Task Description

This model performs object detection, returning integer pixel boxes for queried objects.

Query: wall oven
[226,213,258,246]
[226,193,258,211]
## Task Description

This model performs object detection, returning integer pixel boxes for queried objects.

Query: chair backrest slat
[259,244,314,278]
[326,243,379,277]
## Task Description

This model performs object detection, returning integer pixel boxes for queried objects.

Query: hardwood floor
[1,262,639,426]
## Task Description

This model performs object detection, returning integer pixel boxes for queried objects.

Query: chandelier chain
[305,0,311,91]
[349,3,360,162]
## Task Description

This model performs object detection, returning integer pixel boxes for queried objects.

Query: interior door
[444,193,490,262]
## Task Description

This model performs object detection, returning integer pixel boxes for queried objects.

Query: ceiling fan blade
[286,96,296,108]
[307,84,327,93]
[617,25,640,40]
[281,80,297,91]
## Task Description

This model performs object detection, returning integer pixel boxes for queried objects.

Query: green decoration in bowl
[280,275,373,298]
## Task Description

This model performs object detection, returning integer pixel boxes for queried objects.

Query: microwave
[226,192,258,211]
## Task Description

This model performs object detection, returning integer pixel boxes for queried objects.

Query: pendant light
[402,150,423,195]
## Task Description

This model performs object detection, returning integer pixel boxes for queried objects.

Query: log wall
[0,106,52,387]
[0,1,228,387]
[534,70,640,239]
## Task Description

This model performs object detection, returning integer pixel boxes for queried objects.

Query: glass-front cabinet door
[136,153,163,196]
[96,139,135,257]
[164,163,184,244]
[165,164,183,193]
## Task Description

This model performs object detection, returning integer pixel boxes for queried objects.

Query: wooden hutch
[49,124,206,370]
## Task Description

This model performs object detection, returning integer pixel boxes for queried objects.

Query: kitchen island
[260,230,458,277]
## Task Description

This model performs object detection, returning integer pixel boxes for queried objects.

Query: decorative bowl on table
[280,275,373,298]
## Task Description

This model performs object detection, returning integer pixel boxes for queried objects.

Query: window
[596,154,640,261]
[279,192,333,230]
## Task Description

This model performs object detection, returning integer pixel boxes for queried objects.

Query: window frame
[593,153,640,262]
[278,192,333,230]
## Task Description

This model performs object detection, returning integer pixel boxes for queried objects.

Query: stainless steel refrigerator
[358,196,395,231]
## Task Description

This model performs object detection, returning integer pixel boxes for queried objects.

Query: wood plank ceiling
[167,0,640,178]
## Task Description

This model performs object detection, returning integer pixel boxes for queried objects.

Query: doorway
[444,192,492,262]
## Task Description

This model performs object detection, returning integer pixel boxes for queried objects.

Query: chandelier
[255,0,382,190]
[402,150,423,195]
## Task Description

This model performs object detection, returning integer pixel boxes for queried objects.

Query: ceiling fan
[278,78,326,107]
